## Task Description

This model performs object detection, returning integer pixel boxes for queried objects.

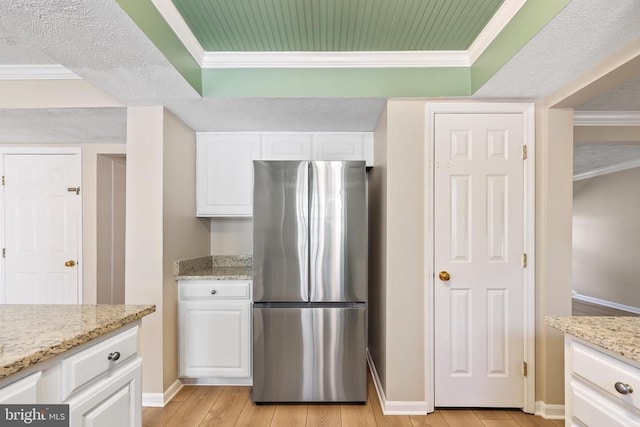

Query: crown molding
[467,0,527,63]
[574,111,640,126]
[155,0,523,69]
[0,65,80,80]
[149,0,205,64]
[201,50,471,69]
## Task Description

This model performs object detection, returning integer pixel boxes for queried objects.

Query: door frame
[0,147,83,304]
[424,103,535,413]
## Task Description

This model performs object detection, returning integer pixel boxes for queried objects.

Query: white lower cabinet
[67,357,141,427]
[565,336,640,426]
[0,322,143,427]
[178,280,252,384]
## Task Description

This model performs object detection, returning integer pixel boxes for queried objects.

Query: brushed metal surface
[253,161,308,302]
[309,161,367,302]
[252,305,366,403]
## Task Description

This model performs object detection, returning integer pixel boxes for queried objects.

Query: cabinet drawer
[61,326,138,400]
[179,281,250,300]
[571,377,640,426]
[571,340,640,410]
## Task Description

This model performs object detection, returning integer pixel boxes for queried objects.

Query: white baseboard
[366,350,428,415]
[142,379,183,408]
[573,293,640,315]
[535,401,565,420]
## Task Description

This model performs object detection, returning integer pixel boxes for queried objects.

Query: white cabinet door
[67,358,142,427]
[0,372,41,404]
[262,134,312,160]
[313,133,373,166]
[196,134,261,217]
[179,300,251,378]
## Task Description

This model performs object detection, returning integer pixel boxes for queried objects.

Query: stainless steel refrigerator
[252,160,367,403]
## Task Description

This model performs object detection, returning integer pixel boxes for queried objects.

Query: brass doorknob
[65,260,76,267]
[439,271,451,281]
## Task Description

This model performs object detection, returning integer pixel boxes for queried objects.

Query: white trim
[534,401,565,420]
[142,379,184,408]
[155,0,525,69]
[0,65,80,80]
[572,293,640,315]
[424,102,535,413]
[149,0,205,64]
[366,351,428,415]
[202,50,470,69]
[574,111,640,126]
[573,158,640,181]
[467,0,527,63]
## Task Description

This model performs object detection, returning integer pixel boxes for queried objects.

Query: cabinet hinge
[522,145,528,160]
[67,187,80,195]
[522,253,527,268]
[523,361,528,377]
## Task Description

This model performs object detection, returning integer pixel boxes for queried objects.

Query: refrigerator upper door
[309,161,367,302]
[253,161,309,302]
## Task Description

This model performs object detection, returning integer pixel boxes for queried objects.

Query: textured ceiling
[0,30,54,64]
[576,75,640,111]
[474,0,640,99]
[574,144,640,176]
[172,0,503,51]
[0,108,126,143]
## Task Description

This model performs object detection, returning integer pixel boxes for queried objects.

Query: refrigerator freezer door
[309,161,367,302]
[252,305,366,403]
[253,161,309,302]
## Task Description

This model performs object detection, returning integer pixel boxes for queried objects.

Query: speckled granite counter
[546,316,640,363]
[0,304,155,379]
[175,255,252,280]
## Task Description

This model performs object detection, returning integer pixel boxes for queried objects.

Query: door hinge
[523,361,528,377]
[67,187,80,195]
[522,145,528,160]
[2,248,5,258]
[1,176,4,186]
[522,253,527,268]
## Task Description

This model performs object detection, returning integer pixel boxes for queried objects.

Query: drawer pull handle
[211,290,217,295]
[108,351,121,361]
[615,382,633,395]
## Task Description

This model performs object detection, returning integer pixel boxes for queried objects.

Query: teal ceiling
[171,0,504,52]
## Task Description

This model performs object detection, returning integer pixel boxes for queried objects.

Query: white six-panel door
[3,153,81,304]
[434,113,525,407]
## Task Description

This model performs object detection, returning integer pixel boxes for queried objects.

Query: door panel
[4,154,81,304]
[309,161,367,303]
[434,113,525,407]
[253,161,309,302]
[252,305,366,403]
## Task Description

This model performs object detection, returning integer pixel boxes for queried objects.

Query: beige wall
[573,168,640,307]
[534,106,574,405]
[125,106,165,394]
[0,80,121,108]
[210,218,252,255]
[125,106,210,395]
[368,104,388,393]
[162,109,210,390]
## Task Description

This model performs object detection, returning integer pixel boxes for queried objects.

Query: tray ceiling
[171,0,504,52]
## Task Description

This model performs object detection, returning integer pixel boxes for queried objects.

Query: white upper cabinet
[197,133,261,217]
[313,133,373,165]
[197,132,373,217]
[262,133,313,160]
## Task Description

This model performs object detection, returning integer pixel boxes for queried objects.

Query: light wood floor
[572,297,639,316]
[143,375,564,427]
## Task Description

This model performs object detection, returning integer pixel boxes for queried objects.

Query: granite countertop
[546,316,640,363]
[175,255,252,280]
[0,304,155,379]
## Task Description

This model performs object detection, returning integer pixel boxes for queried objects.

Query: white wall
[573,167,640,307]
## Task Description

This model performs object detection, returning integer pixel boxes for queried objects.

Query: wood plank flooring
[143,375,564,427]
[572,297,639,316]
